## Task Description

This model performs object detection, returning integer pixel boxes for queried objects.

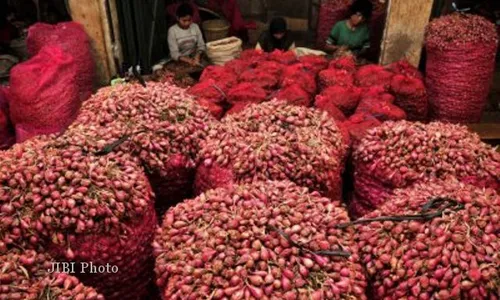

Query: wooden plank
[466,123,500,141]
[108,0,124,68]
[379,0,433,66]
[68,0,112,85]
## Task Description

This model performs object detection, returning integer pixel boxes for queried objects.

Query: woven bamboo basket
[202,19,230,42]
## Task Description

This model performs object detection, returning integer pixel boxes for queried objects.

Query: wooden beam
[379,0,434,67]
[68,0,113,85]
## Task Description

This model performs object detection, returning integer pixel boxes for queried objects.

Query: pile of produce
[195,100,348,200]
[0,134,157,299]
[72,82,214,208]
[154,180,367,299]
[354,179,499,299]
[425,13,498,123]
[351,120,500,217]
[0,250,104,299]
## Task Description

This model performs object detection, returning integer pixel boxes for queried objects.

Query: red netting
[254,60,284,78]
[196,98,224,119]
[356,99,407,122]
[240,49,268,62]
[425,13,498,123]
[318,68,355,90]
[315,99,347,122]
[386,59,423,80]
[0,87,14,149]
[281,64,318,94]
[268,50,298,65]
[239,68,280,90]
[224,58,253,75]
[224,101,252,116]
[199,65,238,88]
[360,86,395,103]
[276,84,312,106]
[328,55,357,73]
[316,0,352,48]
[187,79,227,104]
[227,82,268,104]
[355,64,394,89]
[9,46,81,143]
[298,55,329,73]
[27,22,94,102]
[315,86,362,115]
[390,74,429,121]
[343,112,381,146]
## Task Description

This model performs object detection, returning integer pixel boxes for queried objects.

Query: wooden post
[68,0,120,86]
[379,0,434,67]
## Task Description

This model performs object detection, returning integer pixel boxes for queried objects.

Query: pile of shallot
[351,120,500,217]
[0,134,157,299]
[1,250,104,300]
[154,180,367,300]
[195,100,348,200]
[354,179,499,299]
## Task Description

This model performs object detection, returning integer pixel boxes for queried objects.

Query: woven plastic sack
[0,87,14,149]
[187,79,227,104]
[206,37,243,65]
[268,49,297,65]
[315,85,362,115]
[227,82,267,104]
[239,68,279,90]
[328,55,357,73]
[9,46,81,143]
[281,64,317,94]
[298,54,329,73]
[390,74,429,121]
[199,65,237,88]
[27,22,94,102]
[318,68,355,89]
[276,84,312,106]
[355,64,394,89]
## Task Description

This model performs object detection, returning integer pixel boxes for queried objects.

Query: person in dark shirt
[256,17,295,52]
[324,0,373,57]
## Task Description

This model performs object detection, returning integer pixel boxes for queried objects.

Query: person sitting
[256,17,295,52]
[167,3,206,67]
[324,0,373,57]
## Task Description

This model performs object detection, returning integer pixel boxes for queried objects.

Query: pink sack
[9,46,81,143]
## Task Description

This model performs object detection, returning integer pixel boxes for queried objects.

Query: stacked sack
[350,120,499,217]
[354,179,499,299]
[314,55,428,146]
[154,180,368,299]
[187,50,328,119]
[195,100,348,200]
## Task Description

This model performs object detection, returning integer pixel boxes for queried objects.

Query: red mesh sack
[27,22,94,102]
[199,65,237,88]
[315,85,362,115]
[355,64,394,89]
[360,86,395,103]
[0,87,14,149]
[328,55,357,73]
[343,112,382,145]
[239,68,279,90]
[268,50,297,65]
[386,59,423,80]
[390,74,429,121]
[281,64,317,94]
[318,68,355,89]
[196,98,224,120]
[356,99,407,121]
[239,49,268,64]
[276,84,312,106]
[254,60,283,77]
[425,14,498,123]
[187,79,227,104]
[224,101,252,116]
[315,99,347,122]
[9,46,81,143]
[316,0,351,48]
[227,82,267,104]
[224,58,253,76]
[298,55,329,73]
